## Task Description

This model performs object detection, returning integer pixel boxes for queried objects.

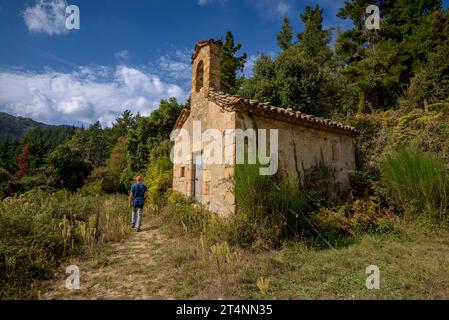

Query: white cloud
[156,49,192,82]
[276,2,291,16]
[197,0,227,7]
[114,50,130,61]
[0,66,187,127]
[23,0,69,35]
[247,0,293,18]
[243,54,258,77]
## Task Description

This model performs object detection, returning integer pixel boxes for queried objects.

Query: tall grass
[0,189,131,299]
[163,157,355,249]
[233,156,338,247]
[381,146,448,223]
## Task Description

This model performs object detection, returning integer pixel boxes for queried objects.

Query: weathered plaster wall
[236,112,357,188]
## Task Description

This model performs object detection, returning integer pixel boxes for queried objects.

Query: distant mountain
[0,112,49,141]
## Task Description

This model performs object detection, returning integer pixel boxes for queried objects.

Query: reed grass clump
[380,146,448,223]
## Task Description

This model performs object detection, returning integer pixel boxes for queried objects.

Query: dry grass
[41,212,449,300]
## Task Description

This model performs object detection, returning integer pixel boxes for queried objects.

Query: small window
[180,167,185,178]
[195,61,204,92]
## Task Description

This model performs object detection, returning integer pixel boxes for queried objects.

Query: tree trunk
[358,91,367,114]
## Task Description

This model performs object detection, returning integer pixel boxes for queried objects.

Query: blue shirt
[130,183,147,206]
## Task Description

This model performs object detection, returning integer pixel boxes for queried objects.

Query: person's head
[136,176,143,183]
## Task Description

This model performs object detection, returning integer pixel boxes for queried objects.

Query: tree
[46,145,92,191]
[220,31,247,94]
[240,5,337,117]
[0,140,19,174]
[110,110,136,143]
[127,98,183,173]
[14,144,30,181]
[20,126,76,171]
[336,0,443,112]
[297,5,333,64]
[277,17,293,50]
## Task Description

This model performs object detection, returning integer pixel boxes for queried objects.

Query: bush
[144,140,173,209]
[380,146,448,223]
[83,167,119,194]
[0,168,20,199]
[165,192,211,234]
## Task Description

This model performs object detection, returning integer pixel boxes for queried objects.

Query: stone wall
[172,95,236,216]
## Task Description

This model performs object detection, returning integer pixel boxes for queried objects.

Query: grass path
[41,215,173,300]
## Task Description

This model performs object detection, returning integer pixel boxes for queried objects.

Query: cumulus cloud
[156,49,192,82]
[0,66,187,126]
[23,0,69,35]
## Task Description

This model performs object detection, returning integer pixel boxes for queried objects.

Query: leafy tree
[277,17,293,50]
[127,98,182,173]
[240,5,337,116]
[238,54,278,105]
[220,31,247,94]
[46,145,92,191]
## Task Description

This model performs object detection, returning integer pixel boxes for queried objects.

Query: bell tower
[191,39,222,96]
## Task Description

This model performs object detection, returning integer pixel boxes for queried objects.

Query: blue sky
[0,0,447,126]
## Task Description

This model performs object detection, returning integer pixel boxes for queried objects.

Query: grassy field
[41,211,449,300]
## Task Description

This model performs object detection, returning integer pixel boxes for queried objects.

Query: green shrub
[165,192,211,234]
[144,140,173,209]
[380,146,448,223]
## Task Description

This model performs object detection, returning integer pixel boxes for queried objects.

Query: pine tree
[220,31,247,94]
[277,17,293,50]
[297,5,333,63]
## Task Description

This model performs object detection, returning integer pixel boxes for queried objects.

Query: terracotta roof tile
[207,89,359,136]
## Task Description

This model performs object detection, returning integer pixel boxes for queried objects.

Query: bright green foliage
[240,46,337,116]
[144,140,173,207]
[240,5,339,117]
[381,146,448,223]
[220,31,247,94]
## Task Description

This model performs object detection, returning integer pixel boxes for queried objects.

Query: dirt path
[41,215,173,300]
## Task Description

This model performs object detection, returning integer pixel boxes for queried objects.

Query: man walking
[129,176,147,232]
